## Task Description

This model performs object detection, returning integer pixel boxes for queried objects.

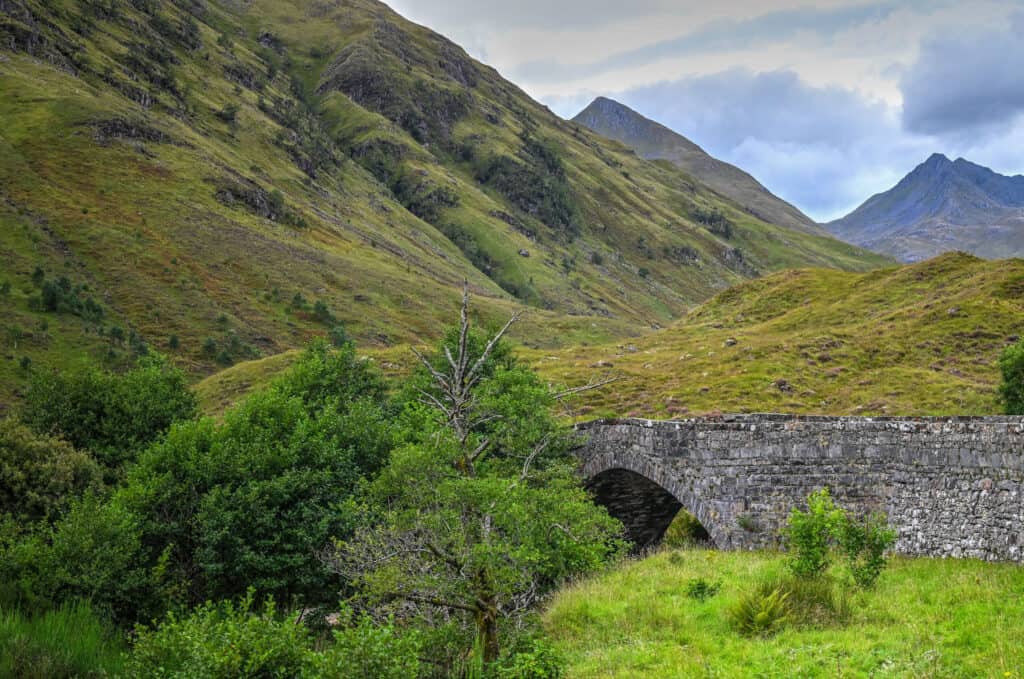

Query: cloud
[595,69,928,220]
[901,12,1024,135]
[387,0,676,31]
[510,1,921,84]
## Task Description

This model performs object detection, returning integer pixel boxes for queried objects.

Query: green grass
[545,549,1024,678]
[0,602,125,678]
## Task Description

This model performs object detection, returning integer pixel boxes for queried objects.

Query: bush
[729,587,790,637]
[312,611,422,679]
[119,342,391,607]
[0,601,125,679]
[0,418,102,523]
[21,355,196,471]
[125,593,313,678]
[835,512,897,588]
[685,578,722,602]
[1,497,161,625]
[784,488,844,578]
[999,340,1024,415]
[492,635,565,679]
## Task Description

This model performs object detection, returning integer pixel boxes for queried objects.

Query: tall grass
[0,601,125,678]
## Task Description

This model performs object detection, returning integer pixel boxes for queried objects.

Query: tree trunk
[476,601,500,664]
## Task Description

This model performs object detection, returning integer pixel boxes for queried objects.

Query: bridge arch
[581,451,722,551]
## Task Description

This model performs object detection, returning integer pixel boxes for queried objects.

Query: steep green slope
[529,252,1024,417]
[0,0,886,404]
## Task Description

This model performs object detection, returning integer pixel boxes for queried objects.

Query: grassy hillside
[195,253,1022,418]
[545,549,1024,678]
[0,0,886,405]
[529,252,1024,418]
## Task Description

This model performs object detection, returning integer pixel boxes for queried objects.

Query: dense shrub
[754,574,849,628]
[491,635,565,679]
[0,418,102,523]
[311,611,423,679]
[0,601,125,679]
[1,496,162,624]
[125,593,313,678]
[783,489,844,578]
[999,339,1024,415]
[21,355,196,470]
[835,512,897,588]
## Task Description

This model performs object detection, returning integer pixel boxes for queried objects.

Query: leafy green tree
[21,355,197,470]
[119,341,391,608]
[0,418,102,524]
[327,290,623,666]
[999,340,1024,415]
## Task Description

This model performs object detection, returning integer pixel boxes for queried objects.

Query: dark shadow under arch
[586,467,703,550]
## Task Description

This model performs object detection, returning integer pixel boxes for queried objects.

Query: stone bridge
[575,415,1024,562]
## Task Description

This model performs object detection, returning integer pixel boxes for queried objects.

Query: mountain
[0,0,887,403]
[827,154,1024,262]
[572,97,823,236]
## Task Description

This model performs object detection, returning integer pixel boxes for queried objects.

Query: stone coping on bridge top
[575,413,1024,430]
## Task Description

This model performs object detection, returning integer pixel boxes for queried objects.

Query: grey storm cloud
[901,13,1024,135]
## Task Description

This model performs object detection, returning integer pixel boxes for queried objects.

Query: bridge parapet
[575,415,1024,561]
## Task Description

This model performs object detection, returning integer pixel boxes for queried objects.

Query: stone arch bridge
[576,415,1024,562]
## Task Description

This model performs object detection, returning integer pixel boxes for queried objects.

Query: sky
[387,0,1024,222]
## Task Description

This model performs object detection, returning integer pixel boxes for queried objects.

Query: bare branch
[519,435,550,481]
[554,377,621,401]
[466,310,523,387]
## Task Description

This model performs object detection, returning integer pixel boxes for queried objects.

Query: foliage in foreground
[0,418,102,524]
[326,290,624,665]
[20,355,197,471]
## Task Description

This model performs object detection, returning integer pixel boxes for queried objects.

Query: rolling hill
[197,252,1024,418]
[572,97,823,236]
[0,0,888,405]
[827,153,1024,262]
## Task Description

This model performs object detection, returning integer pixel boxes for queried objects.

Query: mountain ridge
[827,153,1024,262]
[0,0,887,404]
[572,96,825,236]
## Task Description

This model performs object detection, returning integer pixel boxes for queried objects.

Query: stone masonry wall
[576,415,1024,561]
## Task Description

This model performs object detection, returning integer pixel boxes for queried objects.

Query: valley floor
[544,549,1024,678]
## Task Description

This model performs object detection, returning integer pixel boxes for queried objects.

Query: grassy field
[545,548,1024,678]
